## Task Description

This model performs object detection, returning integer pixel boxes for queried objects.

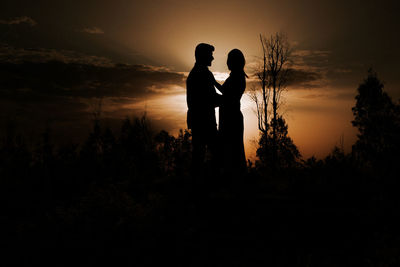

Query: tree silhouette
[155,129,192,176]
[352,69,400,168]
[250,32,299,171]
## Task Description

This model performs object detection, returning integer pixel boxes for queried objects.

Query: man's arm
[205,71,222,107]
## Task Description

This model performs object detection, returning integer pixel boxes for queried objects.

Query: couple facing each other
[186,43,247,175]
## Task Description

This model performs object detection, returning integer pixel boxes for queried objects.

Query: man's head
[195,43,214,66]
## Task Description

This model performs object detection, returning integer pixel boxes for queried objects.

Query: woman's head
[227,49,245,72]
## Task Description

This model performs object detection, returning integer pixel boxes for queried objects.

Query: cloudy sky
[1,0,399,159]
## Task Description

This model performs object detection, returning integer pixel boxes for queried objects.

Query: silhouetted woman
[216,49,247,175]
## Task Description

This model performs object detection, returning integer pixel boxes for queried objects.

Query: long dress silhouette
[218,49,247,174]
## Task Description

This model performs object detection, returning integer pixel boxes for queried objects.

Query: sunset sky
[1,0,399,159]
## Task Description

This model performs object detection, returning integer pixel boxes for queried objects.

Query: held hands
[214,80,223,92]
[214,79,223,107]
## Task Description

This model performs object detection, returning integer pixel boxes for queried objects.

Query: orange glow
[115,83,358,161]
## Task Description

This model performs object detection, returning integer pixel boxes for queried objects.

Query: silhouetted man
[186,43,221,175]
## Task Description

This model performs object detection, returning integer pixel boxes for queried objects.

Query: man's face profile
[195,43,214,66]
[206,52,214,66]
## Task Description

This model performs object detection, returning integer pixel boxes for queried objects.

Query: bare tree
[250,35,269,133]
[251,32,293,170]
[252,32,291,129]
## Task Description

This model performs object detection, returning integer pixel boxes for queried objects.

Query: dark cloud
[286,68,323,89]
[0,16,37,26]
[290,48,368,91]
[0,44,187,144]
[291,46,400,95]
[0,45,186,99]
[0,44,114,66]
[247,67,322,90]
[0,20,156,68]
[292,50,332,69]
[81,26,104,34]
[247,48,329,90]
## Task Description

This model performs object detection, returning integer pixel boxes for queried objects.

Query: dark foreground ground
[2,118,399,266]
[3,169,400,267]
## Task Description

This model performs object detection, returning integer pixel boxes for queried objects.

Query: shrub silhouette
[256,115,301,172]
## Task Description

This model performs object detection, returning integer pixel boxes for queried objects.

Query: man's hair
[195,43,214,62]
